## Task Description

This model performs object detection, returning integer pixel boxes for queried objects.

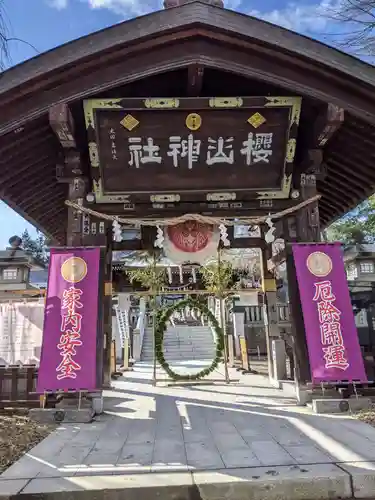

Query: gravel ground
[0,412,55,473]
[356,409,375,427]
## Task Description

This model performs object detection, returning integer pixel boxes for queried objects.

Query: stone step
[141,356,214,361]
[143,341,215,347]
[141,325,218,362]
[144,353,216,358]
[143,339,215,344]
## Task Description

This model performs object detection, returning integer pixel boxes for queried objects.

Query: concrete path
[3,362,375,499]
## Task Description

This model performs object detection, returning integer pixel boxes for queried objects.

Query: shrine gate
[1,0,375,391]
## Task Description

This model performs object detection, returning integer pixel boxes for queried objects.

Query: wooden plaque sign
[84,97,301,203]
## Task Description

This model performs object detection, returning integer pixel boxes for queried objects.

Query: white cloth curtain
[0,301,44,366]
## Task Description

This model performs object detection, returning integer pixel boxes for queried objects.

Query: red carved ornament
[167,222,214,253]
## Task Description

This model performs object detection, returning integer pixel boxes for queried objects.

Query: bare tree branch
[0,0,10,70]
[323,0,375,57]
[0,0,39,72]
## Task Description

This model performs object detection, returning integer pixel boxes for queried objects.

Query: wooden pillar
[102,228,113,388]
[260,226,280,380]
[80,200,113,388]
[284,173,320,384]
[67,178,86,246]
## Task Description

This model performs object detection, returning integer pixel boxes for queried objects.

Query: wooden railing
[0,365,40,409]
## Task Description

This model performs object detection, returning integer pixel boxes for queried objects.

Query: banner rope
[65,194,321,227]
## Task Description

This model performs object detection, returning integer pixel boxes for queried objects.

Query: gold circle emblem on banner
[61,257,88,283]
[185,113,202,131]
[306,251,332,277]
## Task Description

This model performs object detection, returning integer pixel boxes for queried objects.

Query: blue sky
[0,0,347,247]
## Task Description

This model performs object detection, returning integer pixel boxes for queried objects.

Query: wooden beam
[0,133,52,166]
[333,150,375,184]
[329,154,375,184]
[0,124,51,156]
[49,103,76,149]
[38,208,66,226]
[324,172,363,200]
[111,226,265,251]
[298,104,344,176]
[7,167,55,192]
[316,104,344,147]
[0,156,53,185]
[24,192,65,214]
[318,185,349,212]
[334,135,375,170]
[92,197,312,218]
[187,64,204,96]
[13,179,58,206]
[326,159,367,191]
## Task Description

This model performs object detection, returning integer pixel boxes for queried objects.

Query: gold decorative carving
[206,192,236,202]
[185,113,202,131]
[144,98,179,108]
[256,191,280,199]
[150,194,181,203]
[286,139,296,162]
[256,184,290,199]
[121,114,139,131]
[88,142,99,168]
[209,97,243,108]
[93,179,102,196]
[93,186,133,203]
[282,174,292,195]
[247,112,266,128]
[265,97,302,126]
[83,99,122,128]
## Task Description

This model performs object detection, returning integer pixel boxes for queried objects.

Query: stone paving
[3,362,375,497]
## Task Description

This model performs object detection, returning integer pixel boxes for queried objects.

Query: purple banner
[37,248,100,392]
[292,243,366,383]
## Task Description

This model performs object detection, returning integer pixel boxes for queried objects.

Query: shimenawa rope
[65,194,321,227]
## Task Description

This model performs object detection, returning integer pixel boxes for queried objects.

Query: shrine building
[1,0,375,389]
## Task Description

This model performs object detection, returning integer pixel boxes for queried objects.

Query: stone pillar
[133,297,147,361]
[272,339,287,381]
[232,310,244,359]
[260,229,281,381]
[117,293,131,364]
[233,310,245,337]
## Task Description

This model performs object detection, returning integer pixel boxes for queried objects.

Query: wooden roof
[2,1,375,242]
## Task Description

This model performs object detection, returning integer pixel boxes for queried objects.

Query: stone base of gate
[29,408,94,424]
[312,397,371,414]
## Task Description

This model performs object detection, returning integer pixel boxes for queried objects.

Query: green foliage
[200,259,233,297]
[125,255,166,295]
[327,195,375,245]
[155,298,224,381]
[21,230,49,266]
